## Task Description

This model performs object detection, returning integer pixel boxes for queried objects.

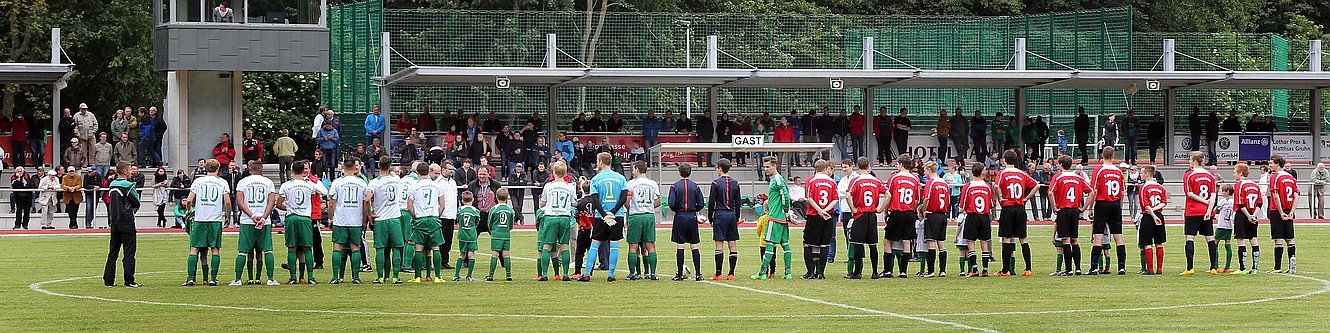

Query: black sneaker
[307,278,318,284]
[844,274,860,279]
[484,275,494,281]
[1086,270,1099,276]
[606,276,616,282]
[694,274,703,281]
[815,273,826,279]
[627,274,641,281]
[505,276,512,281]
[286,279,298,285]
[671,274,685,281]
[207,280,218,286]
[647,274,659,281]
[281,263,290,270]
[578,275,591,282]
[329,278,341,285]
[441,263,454,270]
[1118,269,1127,275]
[801,273,813,279]
[351,279,361,284]
[182,280,196,287]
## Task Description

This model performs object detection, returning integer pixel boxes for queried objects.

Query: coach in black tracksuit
[104,164,140,287]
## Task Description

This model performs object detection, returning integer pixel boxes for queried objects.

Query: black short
[884,210,917,241]
[591,216,625,241]
[671,213,701,244]
[924,213,947,242]
[1233,212,1258,239]
[1056,208,1081,239]
[963,213,992,241]
[1183,216,1214,237]
[478,211,491,234]
[1137,214,1167,247]
[997,205,1028,239]
[710,210,740,242]
[1092,201,1123,235]
[803,214,836,246]
[1269,212,1295,240]
[847,213,879,244]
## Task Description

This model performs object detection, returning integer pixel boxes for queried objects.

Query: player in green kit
[454,191,481,281]
[625,161,662,280]
[539,162,578,281]
[328,160,370,284]
[278,161,329,284]
[184,159,231,286]
[398,163,421,274]
[752,156,795,280]
[366,157,405,284]
[230,161,279,286]
[486,188,516,281]
[406,163,447,283]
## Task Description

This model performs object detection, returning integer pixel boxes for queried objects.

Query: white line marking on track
[700,280,999,332]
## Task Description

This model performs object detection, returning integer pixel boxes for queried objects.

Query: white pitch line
[699,280,999,332]
[912,273,1330,317]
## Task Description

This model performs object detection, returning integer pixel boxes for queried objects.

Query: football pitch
[5,225,1330,332]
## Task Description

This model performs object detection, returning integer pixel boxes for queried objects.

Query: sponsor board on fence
[1172,134,1318,164]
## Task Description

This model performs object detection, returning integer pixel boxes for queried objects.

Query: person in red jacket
[849,106,866,160]
[211,133,235,166]
[774,117,795,166]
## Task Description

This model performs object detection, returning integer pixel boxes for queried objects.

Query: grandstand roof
[381,66,1330,90]
[0,63,74,85]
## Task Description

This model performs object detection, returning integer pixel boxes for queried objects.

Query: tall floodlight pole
[680,20,693,118]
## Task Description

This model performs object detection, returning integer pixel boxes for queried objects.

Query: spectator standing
[507,163,529,221]
[1206,112,1221,165]
[788,110,804,163]
[415,106,437,133]
[273,129,297,183]
[934,110,951,162]
[438,108,454,136]
[61,166,83,229]
[674,110,692,133]
[556,132,575,165]
[211,133,236,166]
[73,104,98,163]
[970,109,988,162]
[28,112,46,166]
[395,111,415,135]
[1102,114,1119,148]
[1313,163,1330,219]
[801,109,817,164]
[1147,115,1164,163]
[455,159,477,186]
[151,166,169,227]
[11,167,32,229]
[125,108,139,145]
[715,113,734,162]
[607,112,625,132]
[468,167,501,234]
[10,114,27,167]
[483,113,504,133]
[64,138,86,169]
[1034,115,1050,162]
[832,109,850,161]
[241,129,263,163]
[571,112,588,132]
[774,116,796,166]
[586,111,605,132]
[139,107,166,167]
[893,108,912,160]
[316,122,340,179]
[1074,107,1090,164]
[168,168,191,228]
[82,168,103,229]
[364,105,385,144]
[59,108,75,157]
[950,107,968,164]
[93,132,113,176]
[1122,110,1139,164]
[507,131,527,173]
[1188,107,1203,152]
[642,110,663,165]
[1222,110,1242,132]
[526,110,543,131]
[695,110,714,167]
[38,169,60,229]
[1030,163,1051,221]
[212,1,233,22]
[849,106,866,160]
[530,136,550,169]
[530,162,550,210]
[111,108,131,145]
[991,112,1008,154]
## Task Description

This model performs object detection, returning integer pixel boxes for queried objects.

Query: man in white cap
[39,169,61,229]
[73,103,99,164]
[64,138,86,169]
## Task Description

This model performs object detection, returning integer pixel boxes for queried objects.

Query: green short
[189,221,223,248]
[458,241,478,253]
[490,238,511,252]
[399,210,414,242]
[373,219,404,249]
[762,221,791,244]
[1215,228,1233,241]
[283,215,314,248]
[332,226,364,245]
[236,224,273,252]
[412,216,444,248]
[539,216,572,245]
[626,213,657,244]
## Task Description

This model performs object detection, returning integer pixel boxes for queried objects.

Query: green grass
[4,225,1330,332]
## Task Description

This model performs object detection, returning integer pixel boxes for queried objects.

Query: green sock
[1139,247,1148,271]
[287,250,297,280]
[1056,253,1064,272]
[847,245,856,274]
[391,248,402,278]
[234,254,247,280]
[432,250,443,278]
[560,250,571,277]
[539,249,551,277]
[628,251,640,276]
[187,254,199,281]
[646,251,658,275]
[412,252,423,278]
[303,249,314,279]
[375,249,386,279]
[209,254,221,281]
[264,252,275,280]
[454,257,465,277]
[351,250,362,281]
[402,244,416,273]
[782,244,793,275]
[489,257,499,276]
[1224,244,1233,269]
[759,244,774,273]
[422,253,433,278]
[246,253,255,281]
[332,250,344,280]
[503,257,512,276]
[467,258,476,277]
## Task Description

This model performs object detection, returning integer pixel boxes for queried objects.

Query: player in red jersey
[1267,155,1299,274]
[960,162,995,277]
[994,150,1039,277]
[1232,163,1263,274]
[917,161,950,277]
[802,160,838,279]
[846,157,885,279]
[1138,165,1168,275]
[1048,155,1090,276]
[1181,151,1219,276]
[881,154,921,278]
[1087,147,1127,275]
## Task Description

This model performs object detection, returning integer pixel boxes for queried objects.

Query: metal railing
[156,0,326,26]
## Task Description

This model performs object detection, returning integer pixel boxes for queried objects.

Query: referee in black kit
[104,162,141,287]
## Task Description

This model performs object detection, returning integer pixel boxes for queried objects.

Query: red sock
[1154,247,1165,273]
[1144,248,1155,273]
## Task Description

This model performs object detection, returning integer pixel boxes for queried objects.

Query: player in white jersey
[625,161,662,280]
[396,163,421,274]
[435,162,460,271]
[230,161,278,286]
[365,156,405,283]
[406,163,447,282]
[538,162,578,280]
[277,161,329,284]
[328,160,370,284]
[183,159,232,286]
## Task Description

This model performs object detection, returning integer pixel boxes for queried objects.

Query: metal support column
[1163,39,1176,166]
[50,28,62,166]
[705,35,718,118]
[1311,40,1323,163]
[1014,38,1027,155]
[862,37,876,162]
[379,32,393,147]
[545,34,559,154]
